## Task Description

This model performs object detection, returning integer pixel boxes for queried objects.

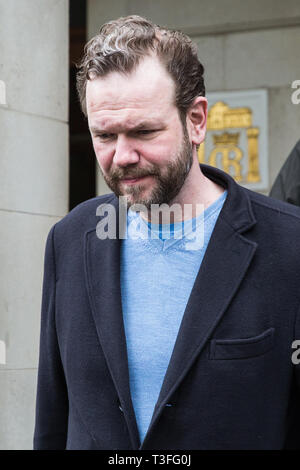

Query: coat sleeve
[33,223,69,450]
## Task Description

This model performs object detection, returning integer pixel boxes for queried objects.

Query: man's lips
[120,175,153,184]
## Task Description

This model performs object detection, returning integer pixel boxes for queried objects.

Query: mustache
[109,167,160,181]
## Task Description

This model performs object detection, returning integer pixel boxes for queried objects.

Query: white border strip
[0,80,7,106]
[0,340,6,365]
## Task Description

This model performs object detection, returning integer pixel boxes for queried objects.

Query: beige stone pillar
[0,0,69,449]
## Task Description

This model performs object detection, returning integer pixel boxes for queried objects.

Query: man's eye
[137,130,156,135]
[96,133,114,140]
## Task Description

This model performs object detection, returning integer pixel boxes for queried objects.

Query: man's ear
[186,96,207,145]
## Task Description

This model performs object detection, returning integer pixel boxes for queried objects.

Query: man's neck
[139,161,225,225]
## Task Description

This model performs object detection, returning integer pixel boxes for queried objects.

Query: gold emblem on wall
[198,101,261,184]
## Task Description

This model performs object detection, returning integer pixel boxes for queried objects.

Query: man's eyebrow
[132,121,164,130]
[89,126,105,134]
[89,121,165,134]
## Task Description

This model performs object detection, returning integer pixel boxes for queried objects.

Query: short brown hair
[76,15,205,122]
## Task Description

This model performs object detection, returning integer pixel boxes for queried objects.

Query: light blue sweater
[120,190,227,443]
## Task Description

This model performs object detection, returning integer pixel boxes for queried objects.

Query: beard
[100,125,193,210]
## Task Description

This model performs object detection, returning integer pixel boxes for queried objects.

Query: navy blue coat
[33,164,300,450]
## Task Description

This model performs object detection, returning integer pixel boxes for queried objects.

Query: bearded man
[34,15,300,450]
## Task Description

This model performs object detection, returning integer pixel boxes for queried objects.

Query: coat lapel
[141,165,258,448]
[84,196,140,449]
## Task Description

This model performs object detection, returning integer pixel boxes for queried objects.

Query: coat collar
[200,164,256,233]
[83,164,257,449]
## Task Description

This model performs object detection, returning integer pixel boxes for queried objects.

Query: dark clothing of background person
[269,140,300,206]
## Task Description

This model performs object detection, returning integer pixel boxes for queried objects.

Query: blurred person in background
[270,140,300,206]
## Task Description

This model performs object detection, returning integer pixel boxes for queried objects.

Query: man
[269,140,300,206]
[34,15,300,450]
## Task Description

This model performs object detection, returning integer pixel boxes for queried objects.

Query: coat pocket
[209,327,275,360]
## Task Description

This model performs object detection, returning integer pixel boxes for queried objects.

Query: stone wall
[0,0,69,449]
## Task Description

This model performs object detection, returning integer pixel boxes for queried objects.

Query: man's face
[86,55,194,209]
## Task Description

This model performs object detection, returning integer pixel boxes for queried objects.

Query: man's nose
[113,134,140,167]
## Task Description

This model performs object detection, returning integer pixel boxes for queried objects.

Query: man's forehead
[87,93,157,111]
[87,80,173,109]
[86,55,176,110]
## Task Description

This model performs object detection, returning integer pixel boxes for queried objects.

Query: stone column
[0,0,69,449]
